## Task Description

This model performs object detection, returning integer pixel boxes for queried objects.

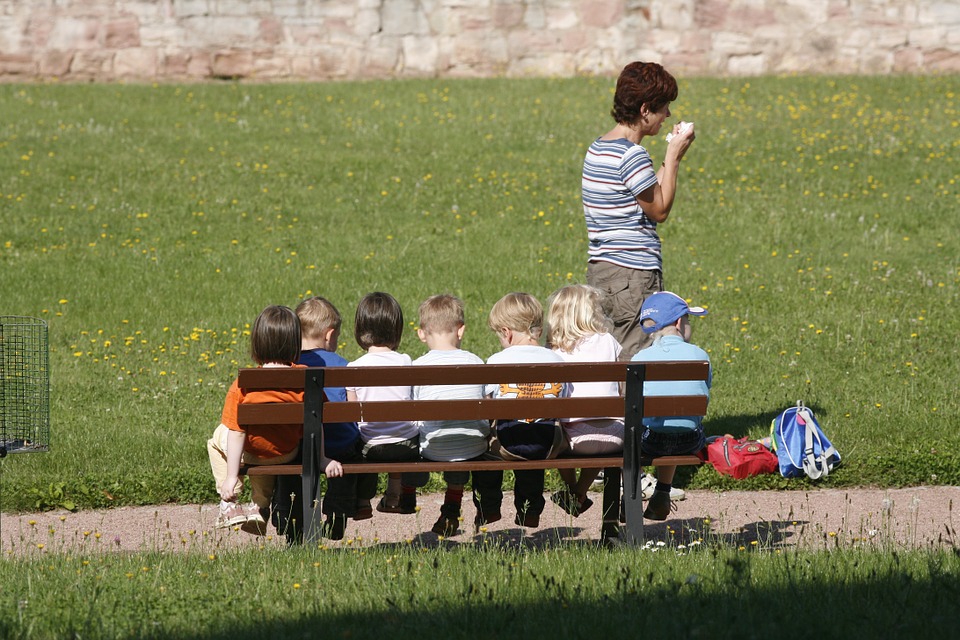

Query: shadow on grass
[187,549,960,640]
[705,403,830,438]
[370,525,597,552]
[336,519,811,552]
[640,517,811,548]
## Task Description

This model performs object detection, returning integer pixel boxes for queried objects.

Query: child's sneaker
[550,489,594,517]
[640,474,657,500]
[240,505,268,536]
[643,490,675,521]
[324,514,346,541]
[473,510,501,532]
[514,512,540,528]
[640,474,685,501]
[354,500,373,521]
[431,515,459,537]
[216,502,253,529]
[376,493,402,513]
[397,492,417,514]
[377,492,417,514]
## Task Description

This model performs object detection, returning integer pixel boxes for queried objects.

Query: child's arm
[317,422,343,477]
[219,429,247,502]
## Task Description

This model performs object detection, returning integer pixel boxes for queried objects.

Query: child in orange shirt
[207,305,342,535]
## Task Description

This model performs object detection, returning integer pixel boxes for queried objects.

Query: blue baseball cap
[639,291,707,334]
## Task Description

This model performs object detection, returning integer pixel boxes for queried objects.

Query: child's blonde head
[545,284,610,352]
[251,305,301,365]
[418,294,465,335]
[354,292,404,350]
[295,296,342,342]
[487,292,543,340]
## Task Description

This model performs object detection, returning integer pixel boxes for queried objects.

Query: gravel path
[4,486,957,555]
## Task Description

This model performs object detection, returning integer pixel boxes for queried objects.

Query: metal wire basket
[0,316,50,456]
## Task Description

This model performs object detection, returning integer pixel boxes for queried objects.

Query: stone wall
[1,0,958,81]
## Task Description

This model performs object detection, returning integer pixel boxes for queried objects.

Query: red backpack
[702,436,779,479]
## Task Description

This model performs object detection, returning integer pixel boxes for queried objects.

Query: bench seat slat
[237,395,708,425]
[241,454,703,476]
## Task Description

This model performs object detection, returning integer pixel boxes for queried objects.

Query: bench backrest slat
[236,361,709,389]
[237,395,708,426]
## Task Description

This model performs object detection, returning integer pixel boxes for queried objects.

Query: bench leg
[600,466,621,543]
[272,474,303,545]
[301,432,325,544]
[620,424,645,546]
[620,475,645,546]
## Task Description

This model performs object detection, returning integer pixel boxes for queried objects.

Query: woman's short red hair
[611,61,678,125]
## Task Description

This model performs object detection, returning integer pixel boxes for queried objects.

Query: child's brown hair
[354,292,404,350]
[418,294,465,335]
[251,305,301,365]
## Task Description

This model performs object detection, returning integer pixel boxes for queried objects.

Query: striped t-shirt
[412,348,490,462]
[582,137,661,271]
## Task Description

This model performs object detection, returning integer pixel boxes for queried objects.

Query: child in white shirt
[412,294,489,537]
[545,284,625,517]
[346,292,427,518]
[476,292,568,530]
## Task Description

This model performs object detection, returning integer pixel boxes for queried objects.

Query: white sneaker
[240,504,268,536]
[640,474,686,501]
[216,502,251,529]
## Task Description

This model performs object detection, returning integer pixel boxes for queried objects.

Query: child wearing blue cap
[630,291,711,520]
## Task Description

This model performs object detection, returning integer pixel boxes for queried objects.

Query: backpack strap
[798,407,834,479]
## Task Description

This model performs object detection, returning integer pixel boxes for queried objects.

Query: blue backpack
[770,401,840,479]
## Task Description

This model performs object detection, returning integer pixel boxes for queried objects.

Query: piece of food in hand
[665,121,694,142]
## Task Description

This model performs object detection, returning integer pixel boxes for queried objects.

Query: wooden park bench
[237,360,709,545]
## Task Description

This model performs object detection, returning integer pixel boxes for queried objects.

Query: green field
[1,544,959,638]
[1,75,958,511]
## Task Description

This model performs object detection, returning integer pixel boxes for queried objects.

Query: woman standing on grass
[582,61,696,359]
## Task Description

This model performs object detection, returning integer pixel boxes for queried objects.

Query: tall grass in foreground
[0,75,958,510]
[0,545,958,638]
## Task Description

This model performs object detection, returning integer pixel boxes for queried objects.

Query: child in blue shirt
[631,291,711,521]
[271,296,360,542]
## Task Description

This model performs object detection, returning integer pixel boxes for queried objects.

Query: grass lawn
[1,543,959,638]
[0,74,957,511]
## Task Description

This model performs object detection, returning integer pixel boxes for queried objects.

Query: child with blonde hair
[545,284,625,517]
[290,296,361,540]
[412,294,489,537]
[477,292,568,530]
[208,305,342,536]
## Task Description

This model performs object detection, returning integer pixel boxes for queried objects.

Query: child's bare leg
[655,465,676,486]
[551,468,597,516]
[384,473,402,503]
[572,468,601,498]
